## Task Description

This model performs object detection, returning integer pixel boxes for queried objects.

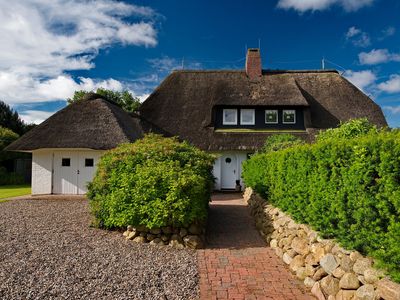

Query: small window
[265,110,278,124]
[240,109,255,125]
[61,158,70,167]
[85,158,94,167]
[223,109,237,125]
[225,157,232,163]
[283,110,296,124]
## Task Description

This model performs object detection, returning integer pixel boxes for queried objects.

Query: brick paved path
[197,193,314,300]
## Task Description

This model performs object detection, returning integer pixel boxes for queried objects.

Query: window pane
[240,109,255,125]
[62,158,70,167]
[283,110,296,124]
[85,158,94,167]
[265,110,278,124]
[223,109,237,125]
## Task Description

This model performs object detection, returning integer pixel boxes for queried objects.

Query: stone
[308,231,318,243]
[311,282,326,300]
[283,252,293,265]
[275,247,283,258]
[320,254,339,274]
[356,284,375,300]
[363,268,380,284]
[296,265,315,280]
[353,258,372,275]
[188,223,202,235]
[161,226,172,234]
[126,230,137,240]
[320,275,340,297]
[305,253,320,266]
[332,267,346,279]
[328,296,335,300]
[289,255,305,273]
[183,235,204,249]
[160,234,170,242]
[339,256,354,272]
[287,249,297,258]
[376,278,400,300]
[304,277,316,288]
[270,239,278,248]
[123,230,130,237]
[313,268,328,281]
[133,236,146,243]
[358,275,367,285]
[279,236,294,249]
[339,273,360,290]
[291,237,310,256]
[324,241,335,253]
[136,224,148,232]
[149,228,161,235]
[149,238,162,245]
[335,289,355,300]
[179,228,188,237]
[311,244,326,262]
[169,239,184,249]
[139,232,147,237]
[127,225,134,231]
[349,251,363,262]
[146,233,156,241]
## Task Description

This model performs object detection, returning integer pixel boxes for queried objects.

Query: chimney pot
[245,48,262,80]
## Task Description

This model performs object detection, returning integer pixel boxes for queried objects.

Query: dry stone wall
[244,188,400,300]
[122,223,206,249]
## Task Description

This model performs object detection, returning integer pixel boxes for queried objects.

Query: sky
[1,0,400,126]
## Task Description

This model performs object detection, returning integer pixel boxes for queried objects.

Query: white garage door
[53,151,101,194]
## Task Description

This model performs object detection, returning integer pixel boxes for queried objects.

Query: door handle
[233,169,236,174]
[77,170,80,175]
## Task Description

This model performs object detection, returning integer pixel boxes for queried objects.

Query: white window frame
[265,110,278,124]
[282,110,296,124]
[222,109,238,125]
[240,109,255,125]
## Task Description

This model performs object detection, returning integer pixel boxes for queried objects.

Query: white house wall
[212,152,249,190]
[32,150,53,195]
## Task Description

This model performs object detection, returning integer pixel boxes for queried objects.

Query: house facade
[7,49,387,194]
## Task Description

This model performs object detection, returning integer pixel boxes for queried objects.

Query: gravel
[0,199,199,300]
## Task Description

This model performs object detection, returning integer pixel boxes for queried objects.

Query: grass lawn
[0,185,31,200]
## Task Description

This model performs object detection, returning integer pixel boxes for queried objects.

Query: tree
[0,100,30,135]
[67,88,141,112]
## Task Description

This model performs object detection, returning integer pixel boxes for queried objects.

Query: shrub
[260,134,304,153]
[242,119,400,282]
[87,134,215,229]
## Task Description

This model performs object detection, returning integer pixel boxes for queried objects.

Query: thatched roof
[139,69,387,151]
[6,94,160,151]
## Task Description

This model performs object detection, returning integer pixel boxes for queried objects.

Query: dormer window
[223,109,237,125]
[240,109,255,125]
[283,110,296,124]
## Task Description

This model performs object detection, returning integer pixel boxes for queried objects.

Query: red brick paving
[197,193,314,300]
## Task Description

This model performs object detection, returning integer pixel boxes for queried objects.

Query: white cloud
[383,106,400,115]
[147,56,202,72]
[378,75,400,93]
[345,26,370,47]
[277,0,374,12]
[19,110,55,124]
[0,0,158,104]
[343,70,376,91]
[378,26,396,40]
[359,49,400,65]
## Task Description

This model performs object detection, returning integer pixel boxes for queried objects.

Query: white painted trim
[240,109,255,125]
[282,109,296,124]
[222,108,238,125]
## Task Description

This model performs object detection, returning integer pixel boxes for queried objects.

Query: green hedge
[87,134,215,229]
[243,125,400,282]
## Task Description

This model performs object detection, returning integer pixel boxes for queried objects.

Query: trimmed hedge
[87,134,215,229]
[243,124,400,282]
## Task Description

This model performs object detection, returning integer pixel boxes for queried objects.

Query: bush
[87,134,215,229]
[242,119,400,282]
[260,134,304,153]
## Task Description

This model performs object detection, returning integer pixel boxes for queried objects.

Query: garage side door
[77,151,102,195]
[53,152,78,194]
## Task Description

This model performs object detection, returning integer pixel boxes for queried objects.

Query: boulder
[320,254,339,274]
[296,265,315,280]
[339,256,354,272]
[311,282,326,300]
[349,251,363,262]
[305,253,319,266]
[313,267,328,281]
[126,230,138,240]
[136,224,148,232]
[179,228,188,238]
[304,277,316,288]
[188,223,202,235]
[161,226,172,234]
[275,247,284,258]
[161,234,170,242]
[355,284,375,300]
[376,278,400,300]
[146,233,156,241]
[169,239,185,249]
[332,267,345,279]
[149,228,161,235]
[353,258,372,275]
[286,249,297,258]
[133,236,146,243]
[363,268,381,284]
[289,255,305,273]
[291,237,310,256]
[339,273,360,290]
[335,289,355,300]
[270,239,278,248]
[149,238,162,245]
[320,275,340,297]
[127,225,133,231]
[123,230,130,237]
[183,235,204,249]
[283,253,293,265]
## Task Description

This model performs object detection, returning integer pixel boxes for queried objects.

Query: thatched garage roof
[139,69,387,151]
[6,94,160,151]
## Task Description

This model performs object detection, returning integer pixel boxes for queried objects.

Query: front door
[53,151,79,194]
[221,154,237,189]
[77,156,96,194]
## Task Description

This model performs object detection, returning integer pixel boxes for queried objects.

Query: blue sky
[1,0,400,126]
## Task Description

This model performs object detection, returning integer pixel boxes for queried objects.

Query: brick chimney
[245,48,262,80]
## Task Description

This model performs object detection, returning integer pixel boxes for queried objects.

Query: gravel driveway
[0,199,199,300]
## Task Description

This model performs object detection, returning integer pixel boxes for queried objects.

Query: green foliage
[67,88,141,112]
[0,100,33,135]
[243,119,400,282]
[316,117,379,142]
[0,127,20,167]
[87,134,215,229]
[261,134,304,153]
